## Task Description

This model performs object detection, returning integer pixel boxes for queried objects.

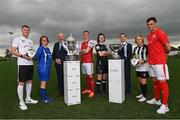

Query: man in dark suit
[52,33,68,95]
[118,33,132,96]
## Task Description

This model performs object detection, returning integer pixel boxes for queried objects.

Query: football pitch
[0,57,179,119]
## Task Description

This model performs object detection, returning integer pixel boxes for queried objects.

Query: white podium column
[64,61,81,105]
[108,59,125,103]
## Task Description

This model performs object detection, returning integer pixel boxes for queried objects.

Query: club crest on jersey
[89,41,94,46]
[21,39,25,43]
[29,41,32,45]
[152,34,157,39]
[96,45,100,50]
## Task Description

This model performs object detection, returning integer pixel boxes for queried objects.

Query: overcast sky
[0,0,180,50]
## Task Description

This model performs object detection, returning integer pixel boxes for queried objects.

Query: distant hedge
[0,57,17,62]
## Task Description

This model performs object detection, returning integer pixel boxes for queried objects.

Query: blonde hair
[135,34,144,44]
[58,33,64,36]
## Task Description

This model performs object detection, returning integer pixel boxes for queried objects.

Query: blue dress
[34,45,52,81]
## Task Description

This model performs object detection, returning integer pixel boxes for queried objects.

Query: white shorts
[149,64,169,80]
[82,63,94,75]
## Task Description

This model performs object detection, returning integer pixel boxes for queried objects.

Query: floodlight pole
[8,32,14,46]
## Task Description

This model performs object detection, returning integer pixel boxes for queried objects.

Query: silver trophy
[24,45,36,58]
[108,44,124,59]
[131,54,140,67]
[65,34,79,61]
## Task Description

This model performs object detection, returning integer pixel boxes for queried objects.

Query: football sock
[26,82,32,100]
[139,83,142,94]
[85,76,90,90]
[40,88,47,101]
[160,81,169,105]
[102,79,107,92]
[96,80,101,93]
[140,84,143,95]
[154,80,160,100]
[89,77,95,93]
[141,84,147,97]
[17,84,24,102]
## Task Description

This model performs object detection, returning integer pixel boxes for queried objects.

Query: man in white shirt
[11,25,38,111]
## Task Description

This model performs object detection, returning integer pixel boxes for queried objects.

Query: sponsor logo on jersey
[21,39,25,43]
[96,45,100,50]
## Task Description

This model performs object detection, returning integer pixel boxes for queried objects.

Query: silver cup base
[65,55,79,61]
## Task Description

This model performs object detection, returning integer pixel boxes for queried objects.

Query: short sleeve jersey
[147,28,169,64]
[80,40,94,63]
[12,36,33,65]
[95,43,108,61]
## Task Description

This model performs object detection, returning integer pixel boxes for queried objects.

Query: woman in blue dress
[34,36,52,103]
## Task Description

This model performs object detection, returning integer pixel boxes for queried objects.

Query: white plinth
[108,59,125,103]
[64,88,81,106]
[64,61,81,105]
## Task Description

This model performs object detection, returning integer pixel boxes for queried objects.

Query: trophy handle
[106,44,115,55]
[63,42,69,52]
[107,44,122,59]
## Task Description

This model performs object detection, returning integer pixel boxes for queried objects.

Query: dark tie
[59,41,62,51]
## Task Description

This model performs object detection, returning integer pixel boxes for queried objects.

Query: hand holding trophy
[131,55,140,67]
[108,44,124,59]
[23,45,36,60]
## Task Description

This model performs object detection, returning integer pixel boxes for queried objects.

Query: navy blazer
[52,42,68,64]
[118,42,132,95]
[118,43,132,61]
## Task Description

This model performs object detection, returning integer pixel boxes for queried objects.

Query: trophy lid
[66,34,75,42]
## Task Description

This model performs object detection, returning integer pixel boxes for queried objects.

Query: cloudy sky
[0,0,180,52]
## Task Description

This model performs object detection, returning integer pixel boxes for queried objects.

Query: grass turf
[0,56,179,119]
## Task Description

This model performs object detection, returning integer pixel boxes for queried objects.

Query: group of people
[11,17,171,114]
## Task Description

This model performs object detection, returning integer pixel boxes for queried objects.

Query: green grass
[0,57,180,119]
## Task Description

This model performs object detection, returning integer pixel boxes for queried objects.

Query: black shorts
[136,71,149,78]
[18,65,33,82]
[96,60,108,74]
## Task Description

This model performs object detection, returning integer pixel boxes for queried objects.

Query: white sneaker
[146,98,161,105]
[157,104,169,114]
[19,101,27,111]
[138,97,146,102]
[25,98,38,104]
[136,94,143,99]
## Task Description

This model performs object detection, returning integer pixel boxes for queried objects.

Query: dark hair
[21,25,30,30]
[119,33,127,37]
[146,17,157,23]
[83,30,89,34]
[97,33,105,43]
[39,35,49,46]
